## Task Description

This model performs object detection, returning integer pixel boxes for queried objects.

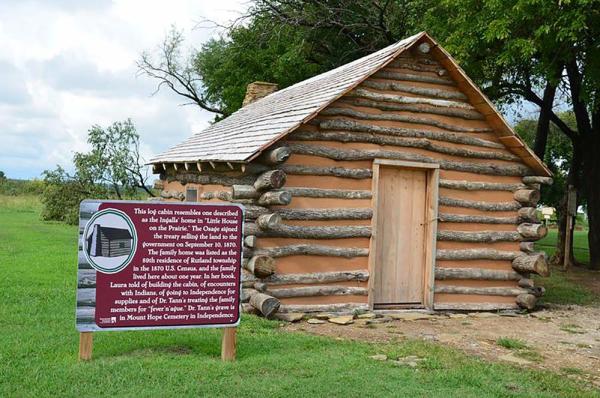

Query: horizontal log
[436,249,521,260]
[277,208,373,220]
[514,189,540,206]
[160,190,185,201]
[360,79,467,100]
[278,164,372,179]
[251,244,369,258]
[350,88,476,111]
[278,303,369,314]
[244,223,371,239]
[291,129,519,161]
[241,269,257,287]
[320,106,487,134]
[241,303,259,315]
[437,230,522,243]
[518,278,535,289]
[257,190,292,206]
[283,187,372,199]
[389,57,444,73]
[343,97,483,121]
[254,169,287,191]
[244,255,276,278]
[320,119,503,149]
[518,207,539,223]
[199,191,232,201]
[435,267,521,281]
[241,288,258,303]
[232,185,259,199]
[516,293,537,310]
[78,270,96,288]
[512,253,549,276]
[433,303,518,311]
[438,213,519,224]
[439,196,522,211]
[243,205,270,219]
[373,70,455,86]
[265,285,368,298]
[517,223,547,240]
[256,213,282,230]
[260,270,369,285]
[434,285,528,296]
[439,179,525,192]
[257,146,291,165]
[249,292,280,318]
[288,143,531,176]
[522,176,553,185]
[173,172,256,186]
[519,242,536,253]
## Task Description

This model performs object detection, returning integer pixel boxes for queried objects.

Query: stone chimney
[242,81,278,106]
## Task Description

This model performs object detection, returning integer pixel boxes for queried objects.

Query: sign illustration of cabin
[87,225,133,258]
[150,32,552,316]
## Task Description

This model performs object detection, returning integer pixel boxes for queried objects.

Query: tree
[139,1,429,118]
[425,0,600,267]
[0,171,6,184]
[41,120,154,224]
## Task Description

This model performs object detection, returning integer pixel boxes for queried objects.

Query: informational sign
[76,200,244,332]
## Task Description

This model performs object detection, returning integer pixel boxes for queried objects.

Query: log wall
[159,46,550,313]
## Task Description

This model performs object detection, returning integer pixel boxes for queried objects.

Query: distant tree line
[139,0,600,268]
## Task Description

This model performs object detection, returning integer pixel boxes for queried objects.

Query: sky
[0,0,248,180]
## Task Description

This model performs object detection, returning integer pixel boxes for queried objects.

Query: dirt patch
[284,305,600,387]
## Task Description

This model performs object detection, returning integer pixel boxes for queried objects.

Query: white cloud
[0,0,248,179]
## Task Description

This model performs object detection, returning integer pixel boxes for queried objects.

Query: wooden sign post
[76,200,244,361]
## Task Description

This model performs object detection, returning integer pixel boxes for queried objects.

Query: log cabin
[150,32,552,317]
[87,225,133,258]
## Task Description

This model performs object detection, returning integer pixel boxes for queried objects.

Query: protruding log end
[518,278,534,289]
[249,292,280,318]
[256,213,282,230]
[259,146,292,165]
[517,223,548,241]
[514,189,541,205]
[245,255,276,278]
[254,170,287,191]
[519,242,535,253]
[244,235,257,248]
[522,176,553,185]
[516,293,537,310]
[512,253,549,277]
[241,288,258,303]
[257,190,292,206]
[417,42,431,54]
[518,207,539,223]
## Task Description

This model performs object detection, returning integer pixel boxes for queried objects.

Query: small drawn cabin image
[151,32,552,318]
[87,224,133,258]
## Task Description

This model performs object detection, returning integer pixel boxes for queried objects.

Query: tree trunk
[533,82,557,159]
[553,142,582,267]
[583,132,600,268]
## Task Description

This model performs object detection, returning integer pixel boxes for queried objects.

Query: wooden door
[372,164,429,307]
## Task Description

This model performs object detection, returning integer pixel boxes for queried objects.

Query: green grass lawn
[535,229,590,264]
[0,196,598,397]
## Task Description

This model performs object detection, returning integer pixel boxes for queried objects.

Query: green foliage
[0,177,45,196]
[143,1,430,117]
[0,199,597,397]
[41,120,153,224]
[514,113,576,209]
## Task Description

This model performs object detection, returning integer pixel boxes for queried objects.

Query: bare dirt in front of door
[284,304,600,387]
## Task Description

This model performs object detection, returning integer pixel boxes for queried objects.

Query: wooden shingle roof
[150,32,423,164]
[151,32,551,177]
